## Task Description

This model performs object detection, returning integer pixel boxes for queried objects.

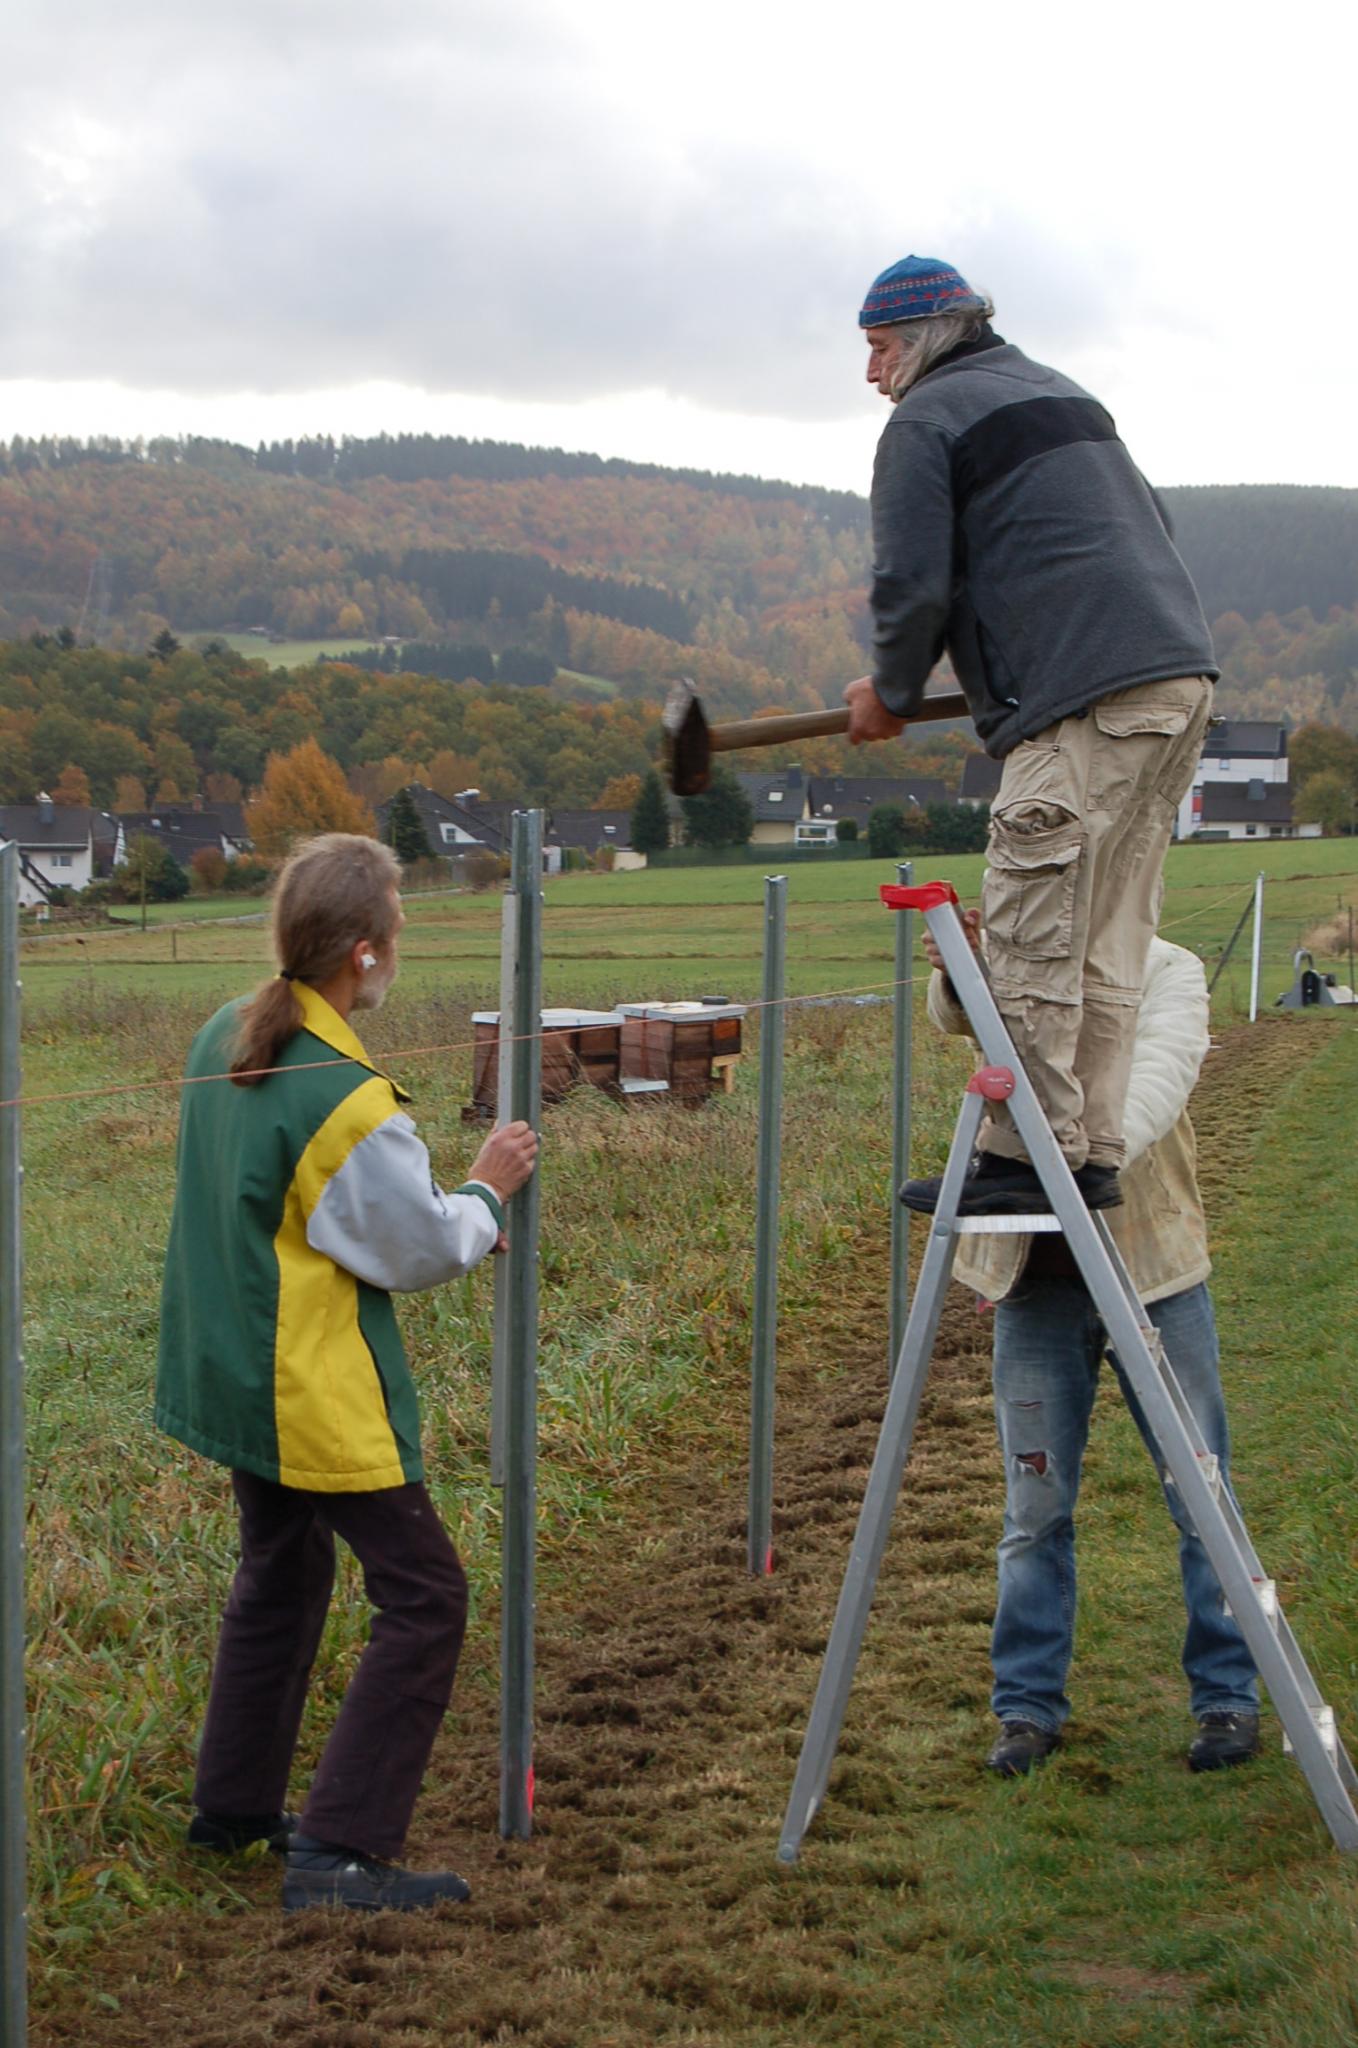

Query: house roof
[376,784,511,854]
[1198,781,1294,824]
[118,807,244,855]
[805,774,950,824]
[958,753,1003,801]
[548,810,633,853]
[0,803,94,849]
[1201,720,1287,760]
[734,768,806,822]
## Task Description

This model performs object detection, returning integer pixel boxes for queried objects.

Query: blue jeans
[990,1277,1259,1731]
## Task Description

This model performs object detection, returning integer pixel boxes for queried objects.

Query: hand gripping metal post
[776,880,1358,1864]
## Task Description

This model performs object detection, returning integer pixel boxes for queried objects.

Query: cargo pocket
[985,814,1085,961]
[1091,696,1195,742]
[1092,682,1209,809]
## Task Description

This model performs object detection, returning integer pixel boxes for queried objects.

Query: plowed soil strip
[34,1016,1321,2048]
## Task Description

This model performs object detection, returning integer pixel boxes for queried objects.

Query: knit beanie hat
[858,256,987,329]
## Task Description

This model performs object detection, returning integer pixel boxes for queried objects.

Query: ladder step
[1224,1577,1278,1625]
[1284,1705,1338,1764]
[1164,1450,1221,1500]
[953,1214,1064,1235]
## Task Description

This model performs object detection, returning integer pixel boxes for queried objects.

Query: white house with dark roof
[0,797,101,905]
[1195,780,1319,841]
[373,784,511,857]
[1177,720,1290,840]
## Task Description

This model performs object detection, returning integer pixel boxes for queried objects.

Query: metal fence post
[888,859,913,1376]
[1248,871,1265,1022]
[499,811,543,1838]
[1,843,27,2048]
[489,889,518,1488]
[747,875,786,1577]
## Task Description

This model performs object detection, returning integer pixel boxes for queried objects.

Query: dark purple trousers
[193,1470,468,1861]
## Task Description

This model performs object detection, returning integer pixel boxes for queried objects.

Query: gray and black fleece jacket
[869,331,1218,758]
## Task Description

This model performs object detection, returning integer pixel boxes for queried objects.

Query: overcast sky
[4,0,1355,495]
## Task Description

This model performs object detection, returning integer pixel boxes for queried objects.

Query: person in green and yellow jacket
[157,832,537,1913]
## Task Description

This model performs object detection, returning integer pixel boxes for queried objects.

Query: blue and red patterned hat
[858,256,987,329]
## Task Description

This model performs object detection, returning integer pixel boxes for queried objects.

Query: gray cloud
[4,1,1127,421]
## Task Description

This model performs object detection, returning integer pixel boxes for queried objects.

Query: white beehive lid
[472,1008,624,1028]
[616,1001,746,1021]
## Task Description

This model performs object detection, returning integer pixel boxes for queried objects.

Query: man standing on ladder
[844,256,1217,1215]
[924,907,1260,1778]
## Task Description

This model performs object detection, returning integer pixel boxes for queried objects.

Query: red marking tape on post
[879,881,960,911]
[764,1544,775,1577]
[526,1765,536,1815]
[966,1065,1016,1101]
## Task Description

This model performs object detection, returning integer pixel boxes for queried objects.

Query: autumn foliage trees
[245,741,378,857]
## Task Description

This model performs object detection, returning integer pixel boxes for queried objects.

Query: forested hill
[1157,486,1358,624]
[1,435,1357,732]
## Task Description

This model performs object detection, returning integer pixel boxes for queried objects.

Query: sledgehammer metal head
[663,676,971,796]
[664,678,856,797]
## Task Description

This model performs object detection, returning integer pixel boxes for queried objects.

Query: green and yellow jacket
[156,984,501,1492]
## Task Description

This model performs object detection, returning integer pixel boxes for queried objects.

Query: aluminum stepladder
[776,879,1358,1863]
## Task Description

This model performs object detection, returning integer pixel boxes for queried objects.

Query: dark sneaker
[188,1808,297,1855]
[986,1720,1061,1777]
[901,1152,1047,1217]
[900,1153,1124,1217]
[283,1834,472,1913]
[1073,1163,1124,1210]
[1188,1711,1261,1772]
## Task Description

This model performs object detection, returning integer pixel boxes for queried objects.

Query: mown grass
[18,837,1358,1025]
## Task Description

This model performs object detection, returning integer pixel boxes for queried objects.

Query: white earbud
[360,953,377,971]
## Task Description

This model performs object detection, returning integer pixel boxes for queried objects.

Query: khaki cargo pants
[978,674,1213,1169]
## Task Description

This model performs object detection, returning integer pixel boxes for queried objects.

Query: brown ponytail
[230,833,402,1085]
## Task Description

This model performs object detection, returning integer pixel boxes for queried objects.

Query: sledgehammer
[663,678,971,796]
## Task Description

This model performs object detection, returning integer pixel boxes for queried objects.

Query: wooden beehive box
[470,1008,624,1117]
[617,1001,745,1104]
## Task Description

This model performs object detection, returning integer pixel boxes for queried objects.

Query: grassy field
[181,632,370,667]
[18,837,1358,1030]
[13,835,1358,2041]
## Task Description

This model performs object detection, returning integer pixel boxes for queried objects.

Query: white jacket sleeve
[306,1112,503,1292]
[1121,940,1210,1165]
[926,966,973,1038]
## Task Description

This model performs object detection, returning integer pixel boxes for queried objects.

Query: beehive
[617,1001,745,1104]
[470,1008,624,1117]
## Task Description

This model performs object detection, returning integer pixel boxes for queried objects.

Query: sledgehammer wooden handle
[708,689,970,753]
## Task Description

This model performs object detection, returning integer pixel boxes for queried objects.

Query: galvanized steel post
[499,811,543,1838]
[747,875,786,1577]
[888,860,913,1376]
[489,889,518,1488]
[1248,871,1265,1022]
[1,843,27,2048]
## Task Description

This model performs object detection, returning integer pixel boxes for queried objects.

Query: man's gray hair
[887,298,995,400]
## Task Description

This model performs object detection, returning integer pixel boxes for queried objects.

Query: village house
[1176,720,1292,839]
[373,783,511,857]
[116,801,252,868]
[803,774,951,844]
[734,768,808,846]
[1194,780,1320,842]
[0,795,116,906]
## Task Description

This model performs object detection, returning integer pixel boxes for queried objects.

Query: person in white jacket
[925,916,1260,1778]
